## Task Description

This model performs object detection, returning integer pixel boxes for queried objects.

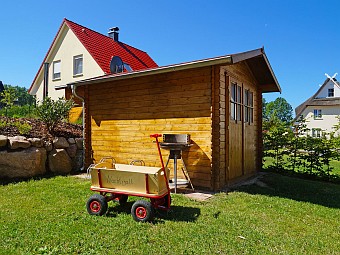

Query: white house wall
[301,105,340,135]
[315,80,340,98]
[33,25,104,102]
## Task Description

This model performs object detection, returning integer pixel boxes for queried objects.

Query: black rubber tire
[131,200,154,222]
[119,195,128,205]
[86,194,108,216]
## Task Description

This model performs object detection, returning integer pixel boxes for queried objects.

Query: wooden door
[228,78,256,180]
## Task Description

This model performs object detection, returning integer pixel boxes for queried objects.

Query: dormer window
[328,88,334,97]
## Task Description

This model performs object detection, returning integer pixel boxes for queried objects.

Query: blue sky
[0,0,339,112]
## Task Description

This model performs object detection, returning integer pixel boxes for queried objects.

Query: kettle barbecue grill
[160,134,194,193]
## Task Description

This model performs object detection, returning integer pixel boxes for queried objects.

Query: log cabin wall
[83,66,214,189]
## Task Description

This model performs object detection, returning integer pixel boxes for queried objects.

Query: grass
[1,174,340,254]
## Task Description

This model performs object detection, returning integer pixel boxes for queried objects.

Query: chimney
[108,27,119,41]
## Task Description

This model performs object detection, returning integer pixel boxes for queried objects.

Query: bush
[0,105,36,118]
[35,97,74,134]
[12,121,32,135]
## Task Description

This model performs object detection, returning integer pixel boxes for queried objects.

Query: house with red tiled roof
[28,18,158,102]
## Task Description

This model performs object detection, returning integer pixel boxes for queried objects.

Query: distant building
[28,19,158,102]
[295,74,340,137]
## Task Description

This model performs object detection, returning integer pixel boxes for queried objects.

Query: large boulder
[28,138,43,148]
[8,136,31,150]
[75,138,84,150]
[0,135,7,147]
[72,150,83,172]
[53,137,69,149]
[0,147,47,178]
[66,144,78,158]
[48,149,72,174]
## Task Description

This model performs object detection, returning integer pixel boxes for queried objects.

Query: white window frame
[52,60,61,80]
[328,88,334,97]
[73,55,83,76]
[312,128,321,138]
[313,109,322,119]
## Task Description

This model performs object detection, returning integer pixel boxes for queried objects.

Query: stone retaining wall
[0,135,83,179]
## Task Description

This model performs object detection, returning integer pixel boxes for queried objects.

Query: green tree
[263,97,293,125]
[0,87,17,117]
[4,84,35,106]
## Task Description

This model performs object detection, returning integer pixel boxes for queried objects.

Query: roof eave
[68,55,233,87]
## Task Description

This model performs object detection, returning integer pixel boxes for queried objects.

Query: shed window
[313,109,322,119]
[73,55,83,76]
[52,60,61,80]
[244,89,254,124]
[328,88,334,97]
[231,83,242,121]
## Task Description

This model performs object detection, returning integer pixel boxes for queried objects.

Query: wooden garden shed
[65,48,280,191]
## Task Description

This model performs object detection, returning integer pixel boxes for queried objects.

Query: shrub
[0,105,36,118]
[35,97,74,134]
[12,121,32,135]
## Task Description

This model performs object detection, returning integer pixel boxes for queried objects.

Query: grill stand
[165,150,194,193]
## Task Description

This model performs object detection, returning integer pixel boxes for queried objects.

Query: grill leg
[174,154,177,193]
[181,158,194,191]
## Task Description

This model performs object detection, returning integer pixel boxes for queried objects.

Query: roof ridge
[64,18,111,40]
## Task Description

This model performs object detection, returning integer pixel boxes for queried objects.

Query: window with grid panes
[230,83,242,122]
[244,89,254,124]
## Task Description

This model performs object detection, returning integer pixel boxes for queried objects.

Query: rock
[28,138,43,148]
[8,136,31,150]
[53,137,69,149]
[44,141,53,152]
[75,138,84,149]
[67,138,75,144]
[0,135,7,147]
[48,149,72,174]
[72,150,83,172]
[0,147,47,178]
[66,144,77,158]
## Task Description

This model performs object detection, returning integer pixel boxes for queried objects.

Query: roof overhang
[57,47,281,93]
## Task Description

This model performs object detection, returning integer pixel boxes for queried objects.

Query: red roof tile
[64,19,158,73]
[29,19,158,92]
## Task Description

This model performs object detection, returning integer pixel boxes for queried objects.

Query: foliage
[12,121,32,135]
[0,86,17,118]
[263,114,340,182]
[0,119,32,135]
[0,105,36,118]
[3,84,35,106]
[263,97,293,125]
[0,175,339,254]
[35,97,74,134]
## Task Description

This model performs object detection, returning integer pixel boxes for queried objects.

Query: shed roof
[63,47,281,93]
[29,18,158,93]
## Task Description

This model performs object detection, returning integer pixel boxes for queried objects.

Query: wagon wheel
[86,194,108,216]
[119,195,128,205]
[131,200,154,222]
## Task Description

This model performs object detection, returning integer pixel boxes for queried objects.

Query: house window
[312,128,321,138]
[244,89,254,124]
[73,55,83,76]
[52,60,61,80]
[328,88,334,97]
[231,83,242,121]
[313,109,322,119]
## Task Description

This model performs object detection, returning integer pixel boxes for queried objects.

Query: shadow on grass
[233,172,340,209]
[105,201,200,222]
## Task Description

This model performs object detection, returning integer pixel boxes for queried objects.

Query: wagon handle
[150,134,170,196]
[150,134,164,170]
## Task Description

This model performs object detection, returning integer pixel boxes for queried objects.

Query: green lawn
[1,174,339,254]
